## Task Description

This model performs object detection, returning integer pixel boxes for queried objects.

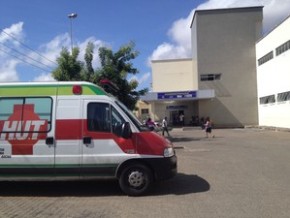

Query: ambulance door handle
[83,137,92,145]
[46,137,54,146]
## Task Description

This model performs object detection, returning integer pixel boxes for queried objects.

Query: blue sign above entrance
[157,91,197,100]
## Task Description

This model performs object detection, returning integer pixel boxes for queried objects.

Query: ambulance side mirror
[121,122,132,139]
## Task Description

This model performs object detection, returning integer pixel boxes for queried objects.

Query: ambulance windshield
[115,101,147,131]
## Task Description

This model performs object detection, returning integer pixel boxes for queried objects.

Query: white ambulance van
[0,82,177,196]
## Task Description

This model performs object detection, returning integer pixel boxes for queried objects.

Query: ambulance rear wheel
[119,164,153,196]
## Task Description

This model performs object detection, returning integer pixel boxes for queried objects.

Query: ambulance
[0,82,177,196]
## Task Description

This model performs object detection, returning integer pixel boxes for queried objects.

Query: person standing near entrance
[162,116,170,137]
[179,113,184,126]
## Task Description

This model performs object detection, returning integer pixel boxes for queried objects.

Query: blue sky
[1,0,290,90]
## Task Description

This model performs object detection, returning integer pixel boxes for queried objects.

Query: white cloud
[31,35,107,81]
[0,22,24,82]
[167,10,195,58]
[149,43,189,61]
[78,37,107,70]
[34,34,107,73]
[148,11,194,64]
[149,0,290,62]
[197,0,290,34]
[0,60,19,82]
[29,35,107,82]
[33,73,55,82]
[36,33,71,67]
[0,22,57,82]
[0,23,108,82]
[0,22,24,45]
[129,72,151,86]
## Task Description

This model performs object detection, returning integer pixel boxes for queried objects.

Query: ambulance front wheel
[119,163,153,196]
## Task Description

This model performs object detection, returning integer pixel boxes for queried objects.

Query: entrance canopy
[141,89,215,102]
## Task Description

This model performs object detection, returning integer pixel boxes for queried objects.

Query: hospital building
[137,6,290,129]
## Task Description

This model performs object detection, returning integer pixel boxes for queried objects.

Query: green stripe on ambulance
[0,83,106,96]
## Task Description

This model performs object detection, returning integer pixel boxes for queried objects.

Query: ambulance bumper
[146,155,177,181]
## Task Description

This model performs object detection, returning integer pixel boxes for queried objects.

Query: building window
[258,51,273,66]
[200,74,221,81]
[276,40,290,56]
[277,91,290,102]
[259,95,275,105]
[141,109,149,114]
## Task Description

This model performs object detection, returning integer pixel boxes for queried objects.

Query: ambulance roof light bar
[100,79,119,93]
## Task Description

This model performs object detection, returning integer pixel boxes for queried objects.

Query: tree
[81,41,95,82]
[95,42,148,110]
[52,41,148,110]
[52,47,83,81]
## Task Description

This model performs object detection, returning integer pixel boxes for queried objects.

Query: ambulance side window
[87,103,125,136]
[0,98,23,121]
[0,97,52,133]
[26,98,53,131]
[87,103,111,132]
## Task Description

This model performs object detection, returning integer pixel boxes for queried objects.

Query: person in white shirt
[162,116,170,137]
[204,117,214,138]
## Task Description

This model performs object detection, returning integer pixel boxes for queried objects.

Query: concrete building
[256,15,290,129]
[140,7,263,127]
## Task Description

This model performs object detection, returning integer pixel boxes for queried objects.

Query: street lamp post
[68,13,77,53]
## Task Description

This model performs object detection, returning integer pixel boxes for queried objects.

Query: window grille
[276,40,290,56]
[277,91,290,102]
[258,51,273,66]
[259,95,275,104]
[200,74,221,81]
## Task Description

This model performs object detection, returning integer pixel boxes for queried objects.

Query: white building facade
[256,16,290,129]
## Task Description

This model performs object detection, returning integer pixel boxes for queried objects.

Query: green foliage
[96,42,148,110]
[52,41,148,110]
[81,41,95,82]
[52,47,83,81]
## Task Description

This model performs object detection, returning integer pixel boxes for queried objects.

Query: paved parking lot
[0,128,290,218]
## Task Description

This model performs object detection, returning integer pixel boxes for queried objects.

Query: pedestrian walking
[162,116,170,137]
[204,117,214,138]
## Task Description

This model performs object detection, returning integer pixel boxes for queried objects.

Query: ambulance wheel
[119,164,153,196]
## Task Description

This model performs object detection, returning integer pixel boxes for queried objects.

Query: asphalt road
[0,128,290,218]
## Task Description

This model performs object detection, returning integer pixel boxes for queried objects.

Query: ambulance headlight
[164,147,175,157]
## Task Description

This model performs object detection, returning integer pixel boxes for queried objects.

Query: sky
[0,0,290,90]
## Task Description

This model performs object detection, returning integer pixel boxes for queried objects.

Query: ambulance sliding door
[54,98,82,178]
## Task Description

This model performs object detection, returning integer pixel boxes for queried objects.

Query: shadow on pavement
[0,180,123,197]
[0,174,209,197]
[150,173,210,196]
[170,137,204,142]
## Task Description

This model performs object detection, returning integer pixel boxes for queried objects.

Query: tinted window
[87,103,125,136]
[0,97,52,133]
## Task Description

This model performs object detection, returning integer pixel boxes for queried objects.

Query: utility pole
[68,13,77,53]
